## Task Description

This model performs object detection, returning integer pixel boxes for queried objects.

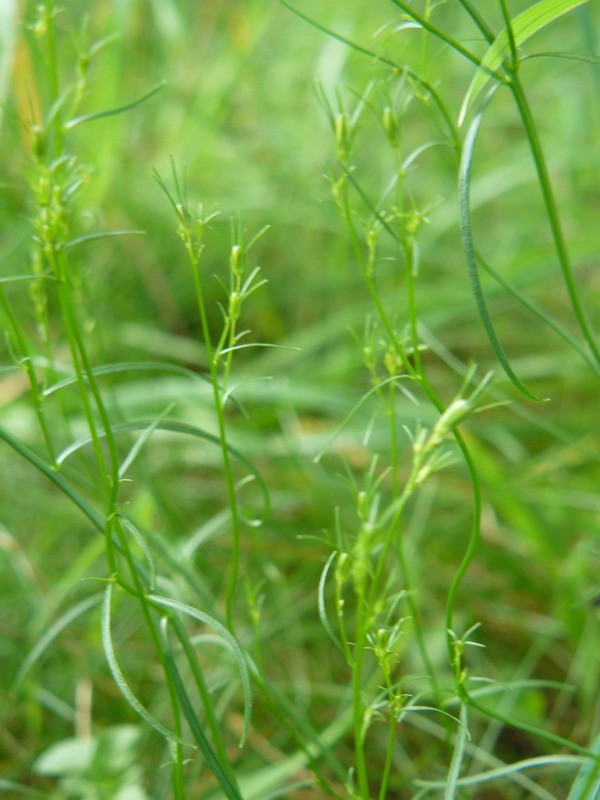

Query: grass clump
[1,1,600,798]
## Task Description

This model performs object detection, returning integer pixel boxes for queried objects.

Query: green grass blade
[101,584,190,746]
[14,594,103,689]
[147,594,252,747]
[118,406,174,479]
[42,361,211,398]
[567,733,600,799]
[56,419,270,524]
[119,518,156,590]
[458,91,541,401]
[477,252,600,375]
[459,0,591,125]
[162,621,243,800]
[64,230,145,249]
[65,81,166,129]
[445,704,468,799]
[418,754,584,789]
[317,552,345,655]
[0,425,104,531]
[314,375,415,463]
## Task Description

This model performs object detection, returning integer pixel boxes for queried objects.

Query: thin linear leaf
[524,50,600,65]
[162,622,243,800]
[119,518,156,590]
[65,81,166,129]
[459,89,542,401]
[568,732,600,799]
[0,425,104,531]
[459,0,591,125]
[64,230,145,249]
[314,374,415,463]
[118,405,174,479]
[42,361,211,398]
[101,585,190,746]
[14,594,103,689]
[445,704,468,799]
[417,755,584,789]
[148,594,252,747]
[317,552,345,655]
[56,419,270,525]
[0,274,56,284]
[477,251,599,375]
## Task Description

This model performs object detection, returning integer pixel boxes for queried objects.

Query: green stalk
[352,590,371,799]
[185,239,241,632]
[387,0,505,78]
[0,286,56,464]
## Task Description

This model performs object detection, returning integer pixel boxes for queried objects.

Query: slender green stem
[352,601,371,799]
[0,287,56,464]
[457,0,495,43]
[387,0,505,79]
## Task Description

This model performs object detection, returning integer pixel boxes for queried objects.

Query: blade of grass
[458,88,542,401]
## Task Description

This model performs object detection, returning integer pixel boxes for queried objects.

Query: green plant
[1,1,600,799]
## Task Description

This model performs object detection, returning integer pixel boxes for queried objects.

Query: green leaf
[147,594,252,747]
[459,0,591,125]
[458,89,542,401]
[56,419,270,525]
[14,594,103,689]
[101,585,190,746]
[161,622,243,800]
[65,81,166,129]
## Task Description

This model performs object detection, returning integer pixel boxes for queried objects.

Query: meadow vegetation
[1,1,600,798]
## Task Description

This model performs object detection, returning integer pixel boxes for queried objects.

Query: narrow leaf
[101,585,189,746]
[459,0,591,125]
[162,622,243,800]
[14,594,103,689]
[148,594,252,747]
[66,81,166,129]
[458,89,542,401]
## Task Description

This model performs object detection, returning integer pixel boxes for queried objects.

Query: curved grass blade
[66,81,166,129]
[64,230,145,249]
[0,425,104,531]
[42,361,211,398]
[317,552,345,655]
[567,732,600,799]
[524,51,600,65]
[161,620,242,800]
[477,251,600,375]
[459,90,542,401]
[417,754,584,789]
[101,584,190,746]
[314,375,416,463]
[14,594,103,689]
[56,419,270,525]
[148,594,252,747]
[118,405,174,479]
[119,518,156,591]
[459,0,591,125]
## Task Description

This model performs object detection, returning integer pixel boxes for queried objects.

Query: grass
[1,0,600,798]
